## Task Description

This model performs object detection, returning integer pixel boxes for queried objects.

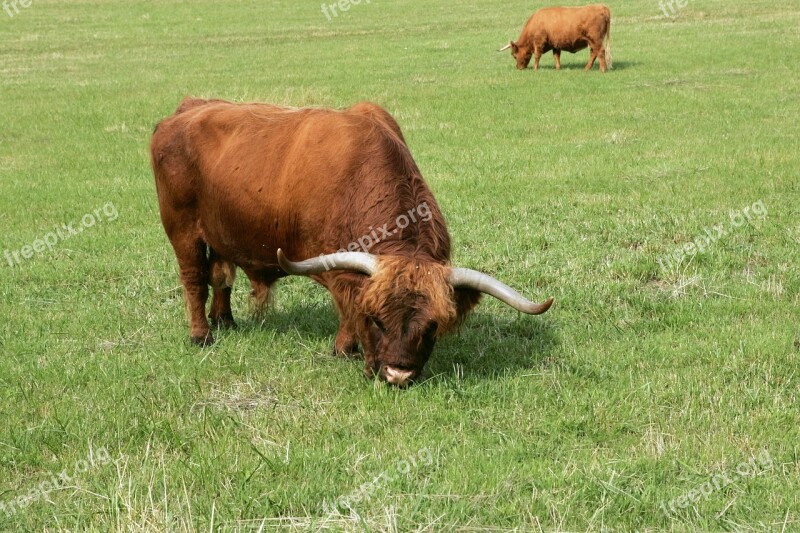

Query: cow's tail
[604,11,613,70]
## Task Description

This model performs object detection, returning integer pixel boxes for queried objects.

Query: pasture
[1,0,798,530]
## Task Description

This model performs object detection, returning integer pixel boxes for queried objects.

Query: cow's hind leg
[585,48,599,71]
[597,46,607,72]
[209,250,237,329]
[172,237,214,346]
[553,49,561,70]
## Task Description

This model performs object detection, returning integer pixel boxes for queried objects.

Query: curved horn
[277,248,378,276]
[498,43,512,52]
[450,267,553,315]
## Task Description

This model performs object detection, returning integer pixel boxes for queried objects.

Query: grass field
[1,0,799,530]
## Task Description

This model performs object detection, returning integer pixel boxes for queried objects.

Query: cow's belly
[196,185,318,274]
[199,206,276,268]
[558,39,588,53]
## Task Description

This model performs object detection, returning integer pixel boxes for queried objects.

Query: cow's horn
[277,249,378,276]
[450,267,553,315]
[498,43,512,52]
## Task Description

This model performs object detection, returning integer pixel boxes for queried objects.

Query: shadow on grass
[234,301,340,350]
[526,59,638,71]
[425,312,559,382]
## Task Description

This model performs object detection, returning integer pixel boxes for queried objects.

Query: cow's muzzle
[382,366,415,387]
[365,363,417,387]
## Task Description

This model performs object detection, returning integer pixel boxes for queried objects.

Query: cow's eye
[424,321,438,338]
[369,315,386,332]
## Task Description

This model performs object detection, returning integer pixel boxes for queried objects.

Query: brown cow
[151,98,553,386]
[499,4,612,72]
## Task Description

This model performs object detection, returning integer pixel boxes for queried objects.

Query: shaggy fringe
[359,258,459,336]
[248,281,273,319]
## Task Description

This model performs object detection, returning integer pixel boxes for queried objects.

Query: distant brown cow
[151,98,553,386]
[499,4,612,72]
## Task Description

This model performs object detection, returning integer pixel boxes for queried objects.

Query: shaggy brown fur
[151,97,480,382]
[508,4,612,72]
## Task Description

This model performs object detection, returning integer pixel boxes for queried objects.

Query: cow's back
[155,100,393,195]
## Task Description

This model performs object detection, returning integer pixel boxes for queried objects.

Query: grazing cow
[499,4,612,72]
[151,98,553,386]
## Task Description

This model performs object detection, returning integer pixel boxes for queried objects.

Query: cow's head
[278,250,553,386]
[498,41,532,70]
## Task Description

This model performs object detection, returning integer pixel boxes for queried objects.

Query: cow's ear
[510,41,519,53]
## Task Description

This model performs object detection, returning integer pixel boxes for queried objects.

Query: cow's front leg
[553,49,561,70]
[585,48,598,71]
[331,298,360,356]
[324,277,361,357]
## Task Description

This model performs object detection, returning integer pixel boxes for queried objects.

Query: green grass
[1,0,799,530]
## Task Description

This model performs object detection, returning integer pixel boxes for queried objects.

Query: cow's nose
[382,366,414,387]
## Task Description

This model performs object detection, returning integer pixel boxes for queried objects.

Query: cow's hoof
[190,333,214,347]
[210,316,237,330]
